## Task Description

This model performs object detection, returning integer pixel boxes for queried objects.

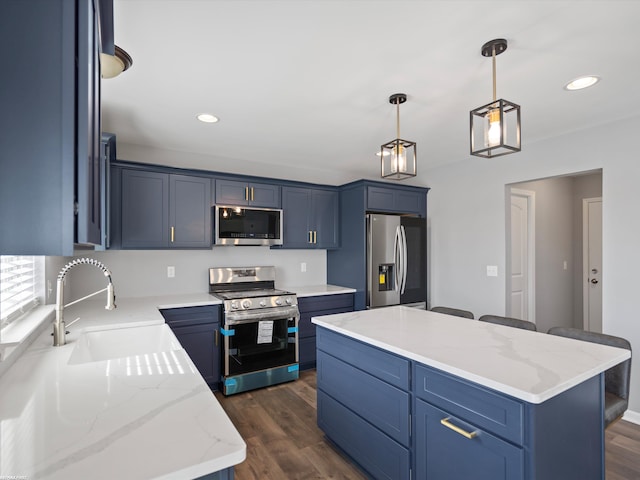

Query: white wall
[63,248,326,302]
[425,115,640,415]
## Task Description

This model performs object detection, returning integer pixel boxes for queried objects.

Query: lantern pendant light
[470,39,521,158]
[381,93,417,180]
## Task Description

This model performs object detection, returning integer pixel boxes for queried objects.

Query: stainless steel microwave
[214,206,283,246]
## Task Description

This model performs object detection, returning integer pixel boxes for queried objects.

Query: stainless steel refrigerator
[366,214,427,308]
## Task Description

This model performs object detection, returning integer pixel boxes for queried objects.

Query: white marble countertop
[279,284,356,298]
[312,306,631,404]
[0,295,245,480]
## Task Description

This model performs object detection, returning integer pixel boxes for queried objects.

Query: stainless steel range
[209,266,299,395]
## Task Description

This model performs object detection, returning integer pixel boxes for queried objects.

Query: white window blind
[0,256,40,330]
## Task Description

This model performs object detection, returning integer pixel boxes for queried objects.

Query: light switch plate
[167,266,175,278]
[486,265,498,277]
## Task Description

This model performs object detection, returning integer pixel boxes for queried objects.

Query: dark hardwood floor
[216,370,640,479]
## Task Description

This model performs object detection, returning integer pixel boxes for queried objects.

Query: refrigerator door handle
[394,225,401,292]
[400,225,408,295]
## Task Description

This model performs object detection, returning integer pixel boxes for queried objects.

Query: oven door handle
[225,306,300,325]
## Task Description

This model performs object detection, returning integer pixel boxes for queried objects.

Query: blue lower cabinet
[317,391,410,480]
[317,351,409,446]
[161,306,221,390]
[414,399,523,480]
[316,327,606,480]
[297,293,354,370]
[194,466,234,480]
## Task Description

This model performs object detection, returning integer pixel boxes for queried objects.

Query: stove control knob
[242,299,252,309]
[286,297,293,305]
[231,301,239,310]
[259,300,267,307]
[275,298,283,306]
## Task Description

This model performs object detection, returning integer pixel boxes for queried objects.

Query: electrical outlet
[300,262,307,273]
[486,265,498,277]
[563,260,568,270]
[167,266,175,278]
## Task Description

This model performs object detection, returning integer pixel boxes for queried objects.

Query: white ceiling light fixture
[101,45,133,79]
[380,93,417,180]
[196,113,220,123]
[564,75,600,91]
[470,38,521,158]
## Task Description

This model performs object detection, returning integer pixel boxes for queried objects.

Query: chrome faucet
[54,258,116,346]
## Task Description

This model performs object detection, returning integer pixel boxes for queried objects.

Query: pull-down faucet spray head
[53,258,116,346]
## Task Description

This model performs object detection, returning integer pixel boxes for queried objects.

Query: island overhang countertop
[311,306,631,404]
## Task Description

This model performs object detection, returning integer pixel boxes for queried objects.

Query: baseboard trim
[622,410,640,425]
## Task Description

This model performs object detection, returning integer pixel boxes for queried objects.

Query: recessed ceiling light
[197,113,219,123]
[564,76,600,91]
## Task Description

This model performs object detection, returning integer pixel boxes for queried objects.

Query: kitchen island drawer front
[414,364,524,445]
[318,390,411,480]
[317,327,409,390]
[317,350,410,446]
[415,399,524,480]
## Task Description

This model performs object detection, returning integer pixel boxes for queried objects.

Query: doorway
[506,170,602,333]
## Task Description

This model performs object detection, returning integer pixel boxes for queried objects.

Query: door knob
[591,278,598,284]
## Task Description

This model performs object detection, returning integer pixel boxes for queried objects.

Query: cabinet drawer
[414,364,523,445]
[298,293,354,313]
[318,390,410,480]
[415,398,524,480]
[317,351,410,446]
[160,305,221,327]
[317,327,409,390]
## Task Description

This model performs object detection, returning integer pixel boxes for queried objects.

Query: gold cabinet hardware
[170,226,175,243]
[250,187,254,201]
[440,417,478,439]
[308,230,313,243]
[313,230,317,244]
[245,186,249,201]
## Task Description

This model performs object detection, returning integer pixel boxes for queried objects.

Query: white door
[509,189,535,321]
[583,198,602,332]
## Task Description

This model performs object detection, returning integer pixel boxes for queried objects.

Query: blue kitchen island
[312,306,631,480]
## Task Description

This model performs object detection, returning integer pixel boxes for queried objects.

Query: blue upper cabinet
[215,179,281,208]
[117,169,211,249]
[0,0,109,255]
[282,187,339,249]
[367,185,426,216]
[169,175,212,248]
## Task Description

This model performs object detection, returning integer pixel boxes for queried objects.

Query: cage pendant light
[381,93,417,180]
[470,39,521,158]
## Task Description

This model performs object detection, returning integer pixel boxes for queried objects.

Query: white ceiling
[103,0,640,186]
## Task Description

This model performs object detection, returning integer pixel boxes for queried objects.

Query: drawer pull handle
[170,226,175,243]
[440,417,478,439]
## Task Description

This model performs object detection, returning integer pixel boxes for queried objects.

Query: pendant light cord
[396,100,401,139]
[492,45,497,102]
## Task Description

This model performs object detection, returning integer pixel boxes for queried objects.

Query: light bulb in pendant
[392,144,407,173]
[486,109,502,147]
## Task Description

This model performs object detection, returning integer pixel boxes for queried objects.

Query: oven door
[223,307,299,377]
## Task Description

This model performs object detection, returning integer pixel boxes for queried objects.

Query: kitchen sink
[68,324,182,365]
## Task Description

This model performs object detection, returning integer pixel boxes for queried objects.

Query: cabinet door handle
[313,230,317,244]
[245,186,249,201]
[214,329,219,347]
[250,187,254,201]
[440,417,478,439]
[170,226,175,243]
[308,231,313,244]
